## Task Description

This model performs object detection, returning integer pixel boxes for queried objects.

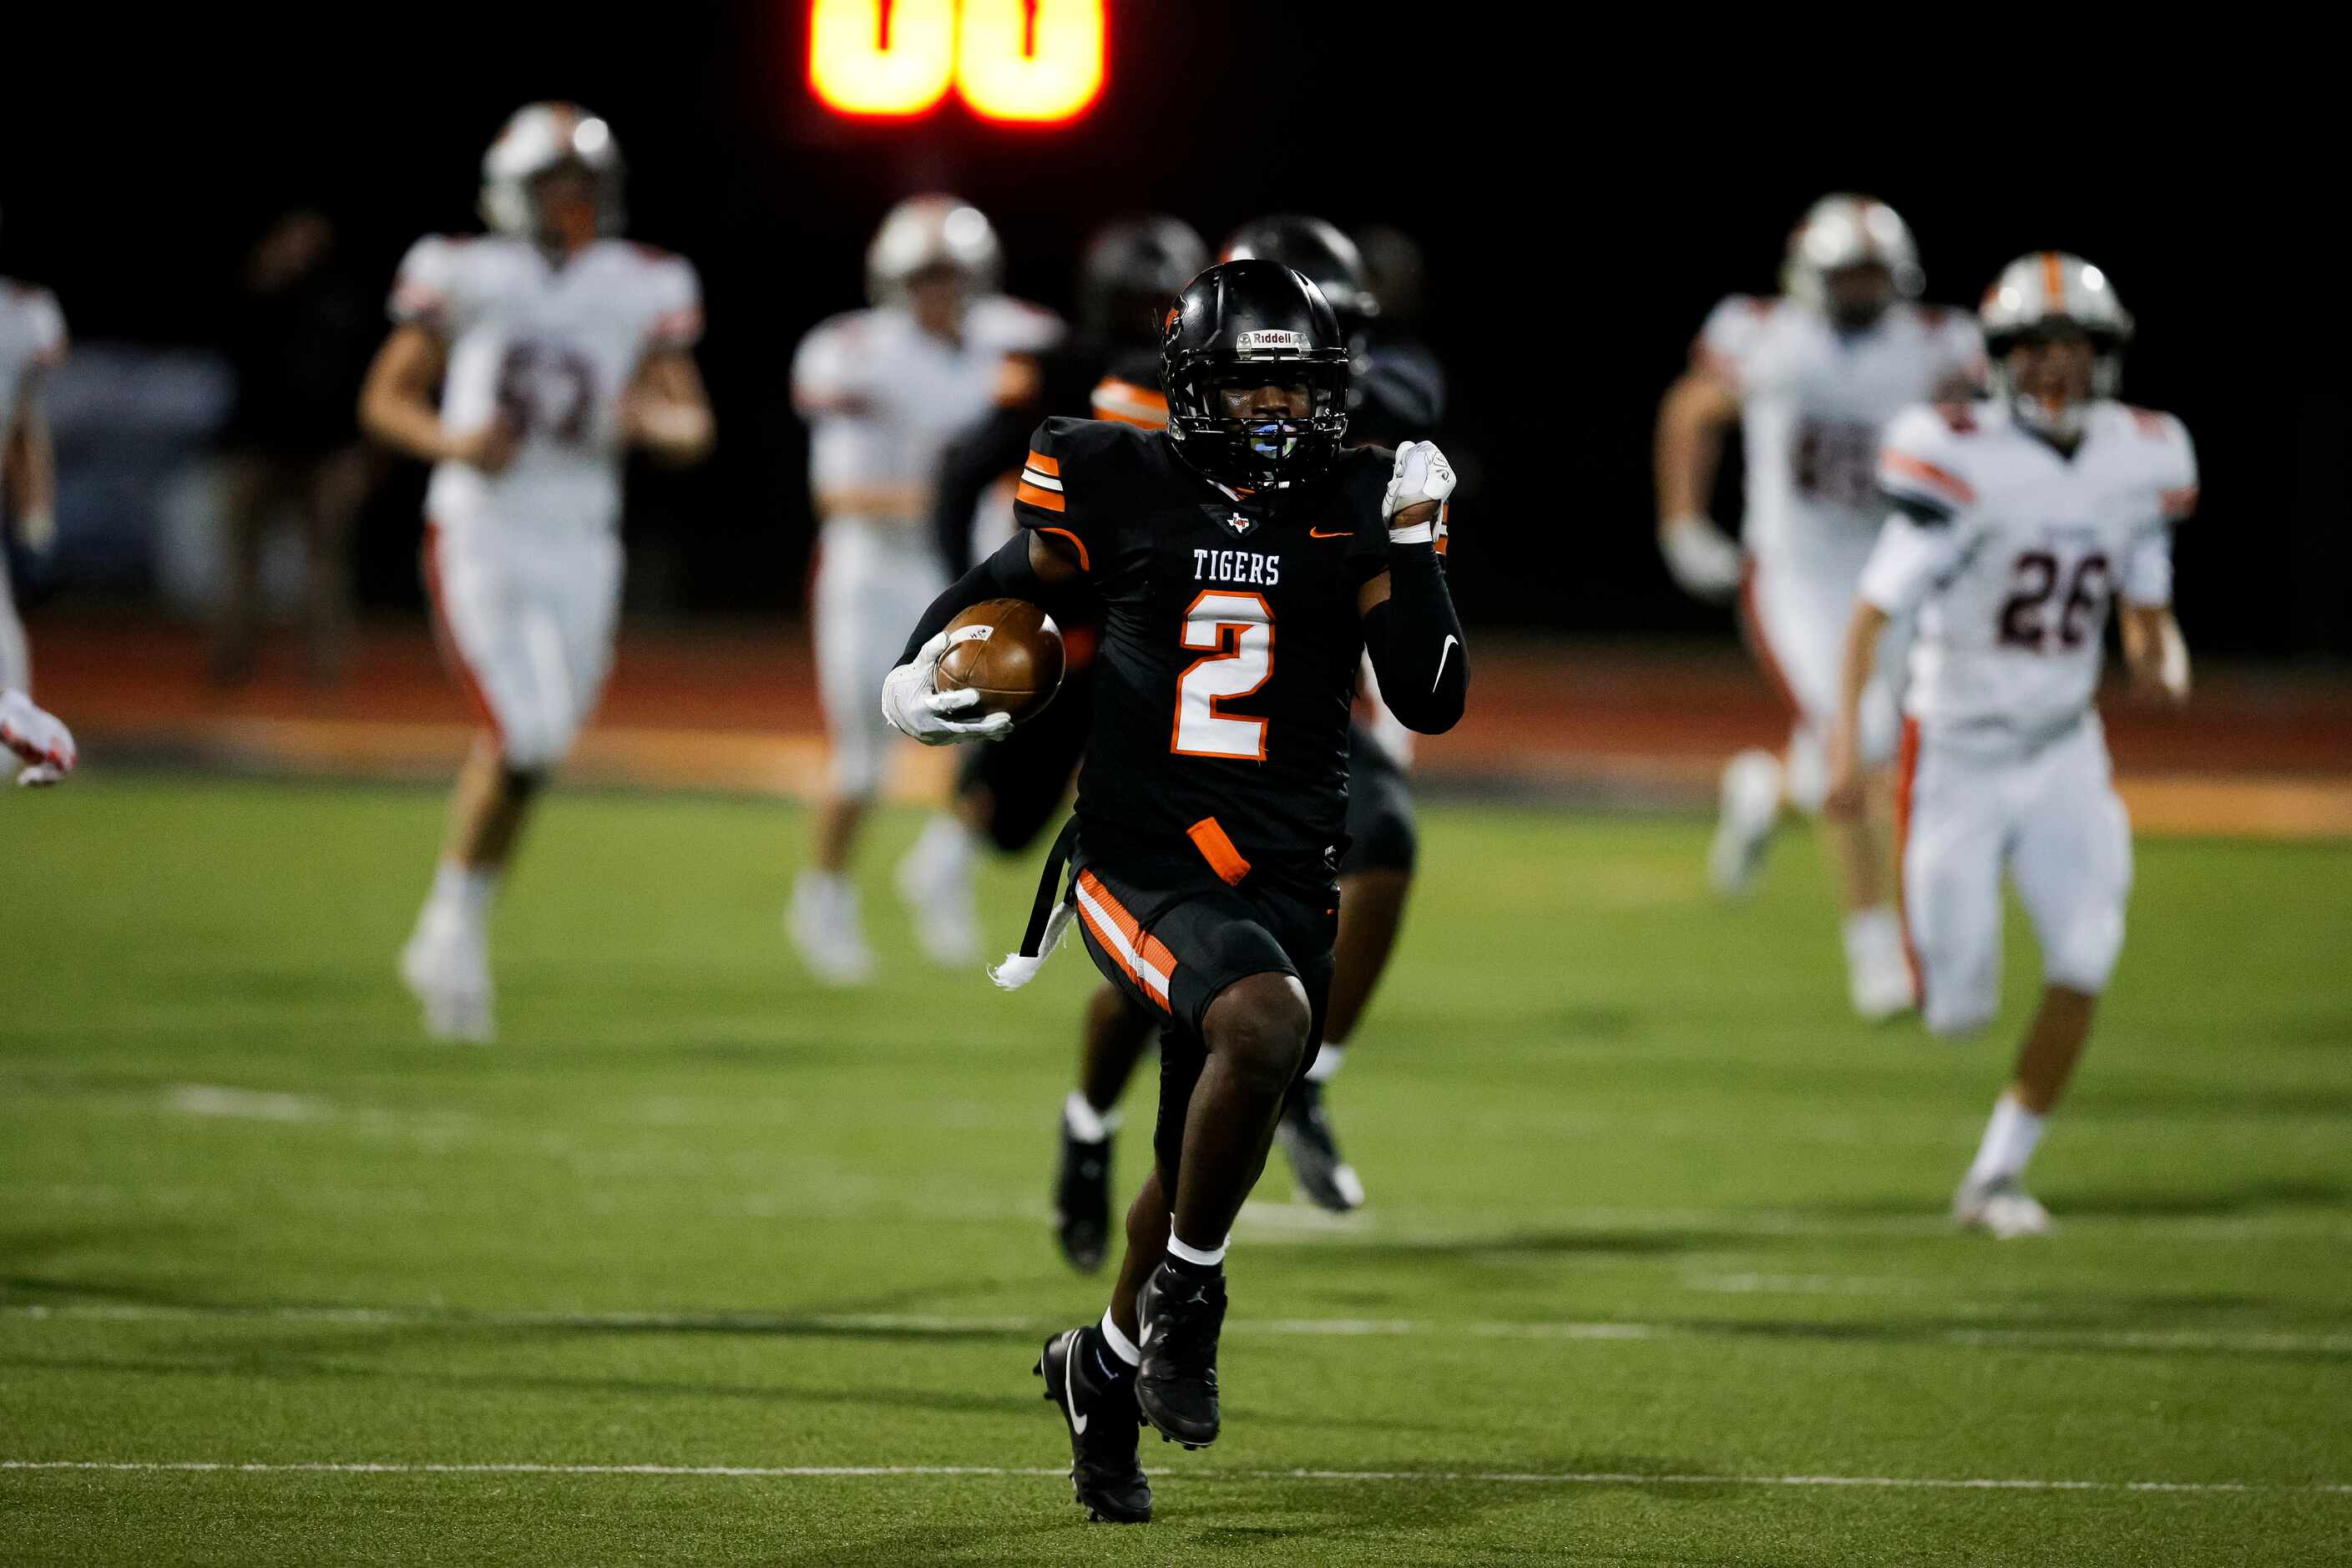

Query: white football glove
[880,630,1015,745]
[17,509,57,554]
[1659,515,1745,602]
[1382,440,1457,543]
[1,689,76,785]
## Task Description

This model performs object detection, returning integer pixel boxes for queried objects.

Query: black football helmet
[1080,215,1209,346]
[1220,215,1379,329]
[1161,260,1351,494]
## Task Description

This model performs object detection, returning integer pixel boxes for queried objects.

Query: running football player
[361,103,713,1043]
[1825,252,2195,1237]
[788,195,1060,984]
[1,206,66,769]
[1041,216,1444,1267]
[882,260,1466,1522]
[1655,195,1983,1019]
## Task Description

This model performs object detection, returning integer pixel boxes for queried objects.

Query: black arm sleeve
[1363,542,1466,733]
[893,531,1056,668]
[930,402,1038,577]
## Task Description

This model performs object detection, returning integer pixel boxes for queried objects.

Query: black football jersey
[1014,417,1392,880]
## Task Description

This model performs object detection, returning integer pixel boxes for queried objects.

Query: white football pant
[1898,715,2132,1038]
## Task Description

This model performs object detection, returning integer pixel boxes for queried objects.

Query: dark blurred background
[3,5,2344,655]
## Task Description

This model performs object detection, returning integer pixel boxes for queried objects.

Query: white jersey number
[497,341,599,443]
[1172,591,1273,760]
[1997,549,2112,653]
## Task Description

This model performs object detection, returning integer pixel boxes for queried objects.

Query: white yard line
[1,1459,2344,1495]
[5,1302,2347,1355]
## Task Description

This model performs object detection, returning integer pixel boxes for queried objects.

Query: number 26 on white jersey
[1172,590,1273,759]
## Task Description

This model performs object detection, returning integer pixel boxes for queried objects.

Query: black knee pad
[501,766,548,797]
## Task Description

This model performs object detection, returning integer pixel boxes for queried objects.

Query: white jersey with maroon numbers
[0,281,66,487]
[1863,397,2198,751]
[792,297,1060,529]
[1697,296,1983,572]
[389,235,702,539]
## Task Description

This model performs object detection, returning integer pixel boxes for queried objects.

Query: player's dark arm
[894,530,1083,667]
[930,402,1038,576]
[1358,537,1465,734]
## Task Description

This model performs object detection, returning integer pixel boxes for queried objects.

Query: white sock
[1166,1231,1228,1268]
[1965,1093,2046,1187]
[1098,1308,1141,1366]
[1305,1044,1347,1084]
[908,814,974,882]
[1843,905,1903,967]
[427,860,498,925]
[1063,1091,1120,1143]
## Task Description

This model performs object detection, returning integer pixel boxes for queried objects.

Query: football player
[882,260,1466,1523]
[1039,216,1445,1270]
[1655,195,1983,1019]
[0,204,66,770]
[788,195,1060,985]
[1824,253,2195,1237]
[360,103,713,1043]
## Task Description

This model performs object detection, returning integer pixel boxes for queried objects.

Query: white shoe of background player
[1843,908,1918,1023]
[1953,1174,2051,1238]
[399,913,494,1044]
[788,872,877,987]
[895,824,982,969]
[1707,749,1783,900]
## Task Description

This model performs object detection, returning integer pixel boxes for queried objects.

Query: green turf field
[3,778,2349,1565]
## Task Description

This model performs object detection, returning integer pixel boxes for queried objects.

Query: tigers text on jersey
[793,297,1061,525]
[1013,417,1390,879]
[1863,398,2198,751]
[1697,296,1983,569]
[390,235,701,538]
[0,281,67,484]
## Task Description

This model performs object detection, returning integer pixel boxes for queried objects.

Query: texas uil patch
[1212,508,1258,539]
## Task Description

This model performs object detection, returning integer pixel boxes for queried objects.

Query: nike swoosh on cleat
[1057,1338,1088,1434]
[1308,528,1348,539]
[1433,635,1458,690]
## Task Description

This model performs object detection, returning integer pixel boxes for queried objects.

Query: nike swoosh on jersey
[1434,635,1458,690]
[1308,528,1349,539]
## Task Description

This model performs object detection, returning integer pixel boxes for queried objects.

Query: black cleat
[1276,1078,1365,1213]
[1135,1261,1225,1449]
[1035,1327,1151,1523]
[1053,1122,1114,1272]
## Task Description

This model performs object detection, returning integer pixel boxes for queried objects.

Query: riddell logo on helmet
[1236,329,1308,352]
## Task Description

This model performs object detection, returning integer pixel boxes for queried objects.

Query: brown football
[935,599,1066,724]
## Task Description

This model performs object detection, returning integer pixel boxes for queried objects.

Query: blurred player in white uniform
[787,195,1060,984]
[359,104,714,1042]
[1826,253,2195,1237]
[1,208,68,781]
[1655,195,1983,1019]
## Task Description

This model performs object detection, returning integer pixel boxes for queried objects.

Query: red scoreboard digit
[808,0,1106,124]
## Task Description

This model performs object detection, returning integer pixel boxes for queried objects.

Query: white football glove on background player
[1382,440,1456,544]
[2,689,76,785]
[1659,514,1744,601]
[16,510,57,555]
[881,630,1014,745]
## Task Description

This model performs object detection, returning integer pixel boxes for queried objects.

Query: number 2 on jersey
[1172,591,1274,759]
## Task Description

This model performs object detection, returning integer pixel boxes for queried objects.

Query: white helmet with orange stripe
[866,195,1003,308]
[1980,250,2134,439]
[480,102,625,246]
[1781,194,1923,328]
